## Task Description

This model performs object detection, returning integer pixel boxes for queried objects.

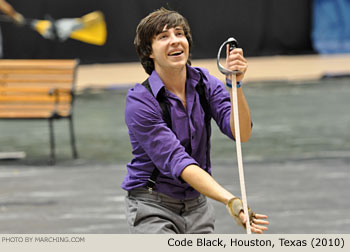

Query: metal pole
[48,118,56,165]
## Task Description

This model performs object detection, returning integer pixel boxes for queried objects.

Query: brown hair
[134,8,193,75]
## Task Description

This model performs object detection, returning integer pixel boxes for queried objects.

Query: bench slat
[0,59,78,67]
[0,87,71,93]
[0,95,71,103]
[0,79,73,83]
[0,104,70,111]
[0,111,70,118]
[0,69,74,75]
[0,83,73,89]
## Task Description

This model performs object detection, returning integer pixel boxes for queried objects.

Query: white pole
[230,73,251,234]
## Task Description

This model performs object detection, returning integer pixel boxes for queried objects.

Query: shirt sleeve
[204,72,235,140]
[125,84,199,183]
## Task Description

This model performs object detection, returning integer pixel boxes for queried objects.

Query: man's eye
[177,31,184,36]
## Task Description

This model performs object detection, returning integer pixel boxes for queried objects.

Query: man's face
[149,25,189,73]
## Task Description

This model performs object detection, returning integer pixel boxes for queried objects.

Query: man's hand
[225,46,248,82]
[12,12,24,25]
[226,197,269,234]
[0,0,25,25]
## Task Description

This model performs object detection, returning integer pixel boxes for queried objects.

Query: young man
[122,8,269,234]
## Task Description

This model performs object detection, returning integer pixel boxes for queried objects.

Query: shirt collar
[148,70,166,98]
[148,65,203,98]
[186,65,202,87]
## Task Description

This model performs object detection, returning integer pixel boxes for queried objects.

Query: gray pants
[125,188,215,234]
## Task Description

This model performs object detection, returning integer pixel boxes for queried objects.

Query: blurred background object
[0,0,24,58]
[32,11,107,45]
[312,0,350,54]
[1,0,314,63]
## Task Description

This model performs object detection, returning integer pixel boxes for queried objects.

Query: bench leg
[69,116,78,159]
[49,119,56,165]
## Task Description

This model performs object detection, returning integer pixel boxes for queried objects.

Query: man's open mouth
[168,50,184,56]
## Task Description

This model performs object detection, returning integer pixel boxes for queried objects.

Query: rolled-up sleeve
[125,85,199,183]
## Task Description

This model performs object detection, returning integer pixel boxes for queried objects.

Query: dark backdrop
[1,0,314,64]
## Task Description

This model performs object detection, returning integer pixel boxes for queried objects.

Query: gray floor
[1,78,350,234]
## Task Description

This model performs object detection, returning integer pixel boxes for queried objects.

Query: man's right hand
[226,197,269,234]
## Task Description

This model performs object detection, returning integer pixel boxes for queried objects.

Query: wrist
[226,197,243,217]
[226,77,242,88]
[223,194,236,205]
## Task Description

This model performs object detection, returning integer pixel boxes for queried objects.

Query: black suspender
[142,78,211,191]
[142,80,172,128]
[195,81,211,174]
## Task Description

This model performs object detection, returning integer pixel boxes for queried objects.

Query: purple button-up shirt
[122,65,234,199]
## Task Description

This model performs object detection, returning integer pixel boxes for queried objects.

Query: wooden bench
[0,59,79,164]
